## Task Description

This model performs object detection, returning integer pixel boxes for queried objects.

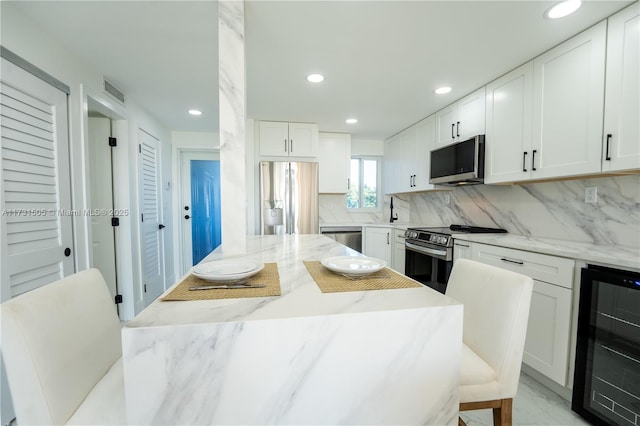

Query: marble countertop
[452,233,640,271]
[126,234,458,329]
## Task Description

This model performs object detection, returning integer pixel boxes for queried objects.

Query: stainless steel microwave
[429,135,485,186]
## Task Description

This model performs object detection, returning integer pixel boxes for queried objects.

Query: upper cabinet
[531,21,607,180]
[383,115,436,194]
[435,87,486,148]
[484,61,534,184]
[259,121,319,157]
[318,132,351,193]
[602,4,640,172]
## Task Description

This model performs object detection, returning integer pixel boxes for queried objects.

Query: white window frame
[347,156,382,212]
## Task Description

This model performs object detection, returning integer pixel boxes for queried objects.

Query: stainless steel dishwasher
[320,226,362,253]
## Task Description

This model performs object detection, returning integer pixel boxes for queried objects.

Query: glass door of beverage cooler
[572,265,640,426]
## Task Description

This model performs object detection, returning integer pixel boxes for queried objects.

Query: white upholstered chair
[445,259,534,426]
[1,268,126,425]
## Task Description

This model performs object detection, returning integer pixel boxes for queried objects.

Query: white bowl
[320,256,386,277]
[192,260,264,282]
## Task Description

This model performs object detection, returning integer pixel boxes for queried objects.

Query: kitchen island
[122,235,462,425]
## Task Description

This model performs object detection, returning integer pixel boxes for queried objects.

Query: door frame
[172,145,219,279]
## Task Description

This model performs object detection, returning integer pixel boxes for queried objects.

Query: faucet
[389,196,398,223]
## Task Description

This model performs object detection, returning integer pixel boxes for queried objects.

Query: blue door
[190,160,221,265]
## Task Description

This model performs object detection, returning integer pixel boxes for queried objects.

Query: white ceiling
[8,0,633,140]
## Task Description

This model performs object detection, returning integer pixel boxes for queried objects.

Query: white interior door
[0,57,74,300]
[138,129,165,305]
[88,117,118,303]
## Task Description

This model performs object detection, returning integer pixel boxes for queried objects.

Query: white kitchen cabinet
[383,115,436,194]
[435,87,486,148]
[383,135,401,195]
[413,115,436,191]
[363,226,392,266]
[259,121,318,157]
[602,4,640,173]
[393,228,406,274]
[531,21,606,180]
[318,132,351,193]
[484,61,534,184]
[453,240,472,261]
[469,242,575,386]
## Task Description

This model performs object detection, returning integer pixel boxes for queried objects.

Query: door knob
[64,247,71,257]
[184,215,190,220]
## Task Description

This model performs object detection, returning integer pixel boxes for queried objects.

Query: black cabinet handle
[159,224,166,230]
[284,139,287,153]
[456,121,460,137]
[184,206,189,211]
[290,140,293,153]
[605,134,612,161]
[387,232,390,245]
[451,123,455,139]
[184,215,191,220]
[500,257,524,265]
[64,248,71,257]
[523,152,528,172]
[532,150,537,171]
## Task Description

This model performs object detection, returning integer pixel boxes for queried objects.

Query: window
[347,156,380,210]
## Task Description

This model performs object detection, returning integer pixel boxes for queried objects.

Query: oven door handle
[405,241,447,258]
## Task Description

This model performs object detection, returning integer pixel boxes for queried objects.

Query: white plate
[320,256,386,277]
[192,260,264,282]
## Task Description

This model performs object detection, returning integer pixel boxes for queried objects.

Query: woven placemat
[161,263,281,301]
[303,261,422,293]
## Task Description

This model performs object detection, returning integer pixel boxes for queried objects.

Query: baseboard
[521,364,573,402]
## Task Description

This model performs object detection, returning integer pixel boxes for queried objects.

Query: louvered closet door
[138,129,164,307]
[0,57,73,299]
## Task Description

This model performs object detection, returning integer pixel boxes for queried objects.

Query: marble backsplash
[319,174,640,248]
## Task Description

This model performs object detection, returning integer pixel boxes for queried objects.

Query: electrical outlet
[444,193,451,205]
[585,187,598,204]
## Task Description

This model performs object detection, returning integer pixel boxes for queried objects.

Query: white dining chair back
[1,268,125,425]
[445,258,534,426]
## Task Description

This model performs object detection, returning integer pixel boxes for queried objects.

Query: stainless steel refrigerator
[260,161,319,235]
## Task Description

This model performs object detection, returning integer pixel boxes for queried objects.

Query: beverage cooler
[572,264,640,426]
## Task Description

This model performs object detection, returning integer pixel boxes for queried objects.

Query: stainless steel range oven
[404,225,506,293]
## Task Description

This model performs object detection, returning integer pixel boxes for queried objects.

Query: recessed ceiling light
[345,118,358,124]
[544,0,582,19]
[434,86,452,95]
[306,73,325,83]
[188,109,202,116]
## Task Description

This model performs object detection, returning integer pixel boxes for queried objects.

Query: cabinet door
[288,123,318,157]
[458,87,486,140]
[383,136,401,194]
[532,22,606,179]
[363,227,392,264]
[603,4,640,172]
[259,121,289,156]
[435,103,458,148]
[485,61,534,184]
[523,280,572,386]
[393,230,406,274]
[413,115,435,191]
[453,240,472,261]
[398,127,416,192]
[319,133,351,193]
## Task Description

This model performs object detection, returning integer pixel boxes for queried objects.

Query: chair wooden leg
[492,398,512,426]
[458,417,467,426]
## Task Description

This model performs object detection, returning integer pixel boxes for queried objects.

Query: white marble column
[218,0,247,254]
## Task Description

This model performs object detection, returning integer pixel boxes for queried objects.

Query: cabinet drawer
[471,243,574,288]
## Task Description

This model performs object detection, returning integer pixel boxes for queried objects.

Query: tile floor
[460,373,590,426]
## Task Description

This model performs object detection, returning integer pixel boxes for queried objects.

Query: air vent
[103,79,125,104]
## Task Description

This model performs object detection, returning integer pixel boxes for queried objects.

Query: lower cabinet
[464,241,575,386]
[363,226,392,266]
[392,229,406,274]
